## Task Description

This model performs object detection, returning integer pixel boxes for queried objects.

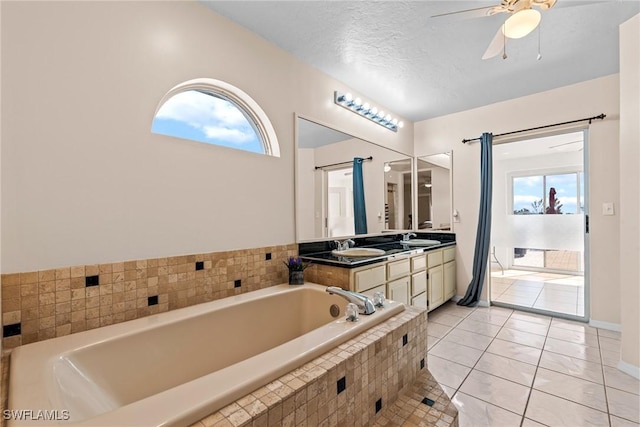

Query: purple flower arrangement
[283,256,311,272]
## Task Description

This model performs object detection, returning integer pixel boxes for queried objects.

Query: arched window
[152,79,280,157]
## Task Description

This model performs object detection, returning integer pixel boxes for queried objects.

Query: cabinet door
[428,265,444,310]
[411,270,427,296]
[444,260,456,300]
[411,291,427,309]
[388,277,410,306]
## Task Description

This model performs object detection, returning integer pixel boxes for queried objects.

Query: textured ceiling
[201,0,639,122]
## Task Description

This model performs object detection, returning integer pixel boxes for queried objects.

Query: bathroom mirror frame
[294,114,416,242]
[415,152,454,233]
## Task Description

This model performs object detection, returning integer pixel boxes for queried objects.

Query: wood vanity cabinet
[346,245,455,310]
[427,246,456,311]
[443,247,456,301]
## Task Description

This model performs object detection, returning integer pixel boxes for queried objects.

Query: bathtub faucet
[326,286,376,315]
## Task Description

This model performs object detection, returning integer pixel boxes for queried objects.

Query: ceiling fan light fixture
[502,9,541,39]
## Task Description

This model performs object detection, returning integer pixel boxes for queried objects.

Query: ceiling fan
[432,0,557,60]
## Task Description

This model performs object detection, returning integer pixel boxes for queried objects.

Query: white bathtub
[8,283,404,426]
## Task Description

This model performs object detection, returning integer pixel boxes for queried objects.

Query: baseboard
[618,359,640,380]
[451,295,461,303]
[588,319,622,332]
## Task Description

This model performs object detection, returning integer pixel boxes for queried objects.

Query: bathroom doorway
[325,167,354,237]
[489,130,588,320]
[386,183,398,229]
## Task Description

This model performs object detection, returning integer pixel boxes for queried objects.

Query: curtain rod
[315,156,373,170]
[461,113,606,144]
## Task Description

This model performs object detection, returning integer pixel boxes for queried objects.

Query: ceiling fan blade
[482,26,505,60]
[430,5,496,21]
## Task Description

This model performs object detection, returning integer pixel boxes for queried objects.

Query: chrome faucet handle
[401,232,417,242]
[336,239,355,250]
[326,286,376,315]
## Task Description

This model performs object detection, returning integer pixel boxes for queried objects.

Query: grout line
[436,305,536,419]
[431,302,622,426]
[598,330,614,427]
[516,309,551,427]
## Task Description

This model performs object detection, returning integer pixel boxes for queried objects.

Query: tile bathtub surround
[304,263,350,288]
[427,301,640,426]
[0,244,297,350]
[190,308,458,427]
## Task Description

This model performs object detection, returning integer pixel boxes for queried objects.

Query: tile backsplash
[1,244,297,350]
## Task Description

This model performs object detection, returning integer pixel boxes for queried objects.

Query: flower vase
[289,270,304,285]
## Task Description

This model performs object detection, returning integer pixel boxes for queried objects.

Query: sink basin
[401,239,441,246]
[331,248,386,257]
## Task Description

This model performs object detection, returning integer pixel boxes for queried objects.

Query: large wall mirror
[296,117,413,241]
[417,153,452,231]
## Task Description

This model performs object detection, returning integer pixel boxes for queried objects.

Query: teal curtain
[459,133,493,306]
[353,157,368,234]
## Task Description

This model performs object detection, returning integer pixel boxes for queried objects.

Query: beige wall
[619,14,640,374]
[0,0,3,361]
[0,1,412,273]
[415,75,621,326]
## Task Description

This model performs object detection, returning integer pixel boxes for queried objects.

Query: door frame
[488,127,590,322]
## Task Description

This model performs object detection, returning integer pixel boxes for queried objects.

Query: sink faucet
[326,286,376,315]
[333,239,355,251]
[401,233,417,242]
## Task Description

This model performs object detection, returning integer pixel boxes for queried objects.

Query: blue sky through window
[513,176,543,213]
[513,173,582,214]
[152,90,264,153]
[546,173,578,214]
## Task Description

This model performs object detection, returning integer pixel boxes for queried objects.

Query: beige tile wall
[1,244,297,350]
[304,263,350,288]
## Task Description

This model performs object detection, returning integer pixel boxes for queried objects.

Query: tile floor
[427,301,640,427]
[491,269,585,317]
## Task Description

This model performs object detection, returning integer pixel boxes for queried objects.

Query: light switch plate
[602,202,615,216]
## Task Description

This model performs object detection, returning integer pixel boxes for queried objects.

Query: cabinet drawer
[387,258,410,280]
[411,270,427,296]
[354,265,386,292]
[411,292,427,309]
[427,250,443,267]
[411,254,427,272]
[443,246,455,263]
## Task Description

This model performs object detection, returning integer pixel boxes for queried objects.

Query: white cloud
[155,90,256,145]
[203,126,254,144]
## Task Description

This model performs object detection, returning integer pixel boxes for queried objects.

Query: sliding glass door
[490,130,588,320]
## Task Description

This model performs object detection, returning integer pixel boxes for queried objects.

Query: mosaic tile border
[1,244,297,349]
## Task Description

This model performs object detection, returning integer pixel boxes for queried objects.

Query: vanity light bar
[334,91,403,132]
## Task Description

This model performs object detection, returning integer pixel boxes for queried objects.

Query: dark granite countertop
[298,232,456,268]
